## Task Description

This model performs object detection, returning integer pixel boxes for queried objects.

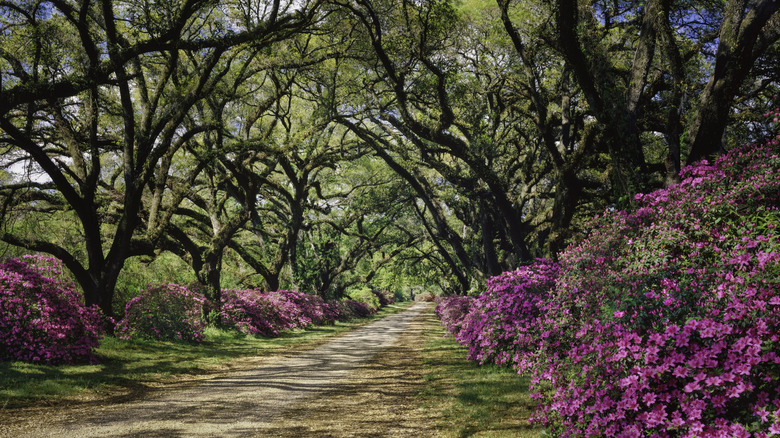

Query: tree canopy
[1,0,777,316]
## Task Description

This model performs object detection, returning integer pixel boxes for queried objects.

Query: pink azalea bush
[115,283,207,343]
[458,261,559,368]
[338,299,376,319]
[0,255,107,364]
[434,295,473,336]
[220,289,344,337]
[346,286,381,312]
[275,290,340,326]
[221,289,302,336]
[436,129,780,435]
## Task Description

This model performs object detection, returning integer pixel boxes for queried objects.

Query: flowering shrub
[0,255,107,364]
[276,290,340,326]
[346,286,381,312]
[438,132,780,435]
[458,261,560,368]
[220,289,345,336]
[434,295,474,336]
[220,289,298,336]
[324,300,343,323]
[338,299,376,320]
[371,289,395,307]
[115,283,206,343]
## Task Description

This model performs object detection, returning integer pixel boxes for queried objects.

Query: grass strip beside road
[0,302,414,409]
[418,311,545,437]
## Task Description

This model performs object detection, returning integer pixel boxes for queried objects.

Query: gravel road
[2,302,432,438]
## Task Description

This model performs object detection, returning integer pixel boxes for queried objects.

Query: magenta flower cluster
[437,260,559,368]
[434,295,473,336]
[93,284,383,344]
[337,299,376,319]
[220,289,377,337]
[3,254,392,357]
[115,283,207,343]
[0,255,108,364]
[221,289,314,336]
[274,290,342,326]
[436,133,780,436]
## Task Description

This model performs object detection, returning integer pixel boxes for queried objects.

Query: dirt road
[1,302,437,438]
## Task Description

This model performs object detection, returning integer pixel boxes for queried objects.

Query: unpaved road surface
[0,302,435,437]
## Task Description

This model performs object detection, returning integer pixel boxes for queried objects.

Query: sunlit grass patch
[0,361,104,407]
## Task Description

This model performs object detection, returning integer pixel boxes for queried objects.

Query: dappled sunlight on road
[6,303,430,438]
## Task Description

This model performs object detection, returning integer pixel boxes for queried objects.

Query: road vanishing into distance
[1,302,437,438]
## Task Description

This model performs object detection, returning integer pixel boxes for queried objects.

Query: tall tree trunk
[264,274,281,292]
[556,0,650,200]
[480,201,501,277]
[415,203,472,293]
[658,0,685,185]
[200,251,223,325]
[686,0,779,164]
[547,169,581,258]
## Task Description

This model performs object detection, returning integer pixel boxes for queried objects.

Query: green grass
[419,313,545,438]
[0,302,413,409]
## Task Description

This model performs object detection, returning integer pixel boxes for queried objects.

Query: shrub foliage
[220,288,377,337]
[372,289,395,307]
[436,134,780,435]
[434,295,473,336]
[275,290,341,326]
[338,299,377,319]
[115,283,207,343]
[3,249,392,362]
[0,255,107,364]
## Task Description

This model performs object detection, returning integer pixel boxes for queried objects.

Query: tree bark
[480,200,501,277]
[555,0,650,200]
[686,0,780,164]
